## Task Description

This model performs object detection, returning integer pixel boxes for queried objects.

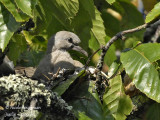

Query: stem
[95,19,160,99]
[96,23,148,74]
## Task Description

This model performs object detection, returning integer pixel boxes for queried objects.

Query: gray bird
[0,48,15,77]
[33,31,88,80]
[0,56,15,76]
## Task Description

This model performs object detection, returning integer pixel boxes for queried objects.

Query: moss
[0,74,74,120]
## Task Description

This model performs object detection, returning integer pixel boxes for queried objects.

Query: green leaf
[14,0,38,17]
[78,112,92,120]
[0,0,30,22]
[106,0,116,5]
[89,32,100,51]
[80,0,95,18]
[124,37,140,48]
[0,3,20,51]
[114,0,144,29]
[145,2,160,23]
[70,81,112,120]
[7,34,27,65]
[69,1,92,51]
[54,0,79,19]
[89,7,111,65]
[91,7,106,45]
[103,75,133,120]
[89,34,116,66]
[38,0,79,28]
[23,31,47,51]
[53,70,85,96]
[104,36,117,66]
[120,43,160,103]
[88,32,100,65]
[108,61,122,78]
[33,1,64,39]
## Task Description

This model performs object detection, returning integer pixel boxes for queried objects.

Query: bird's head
[47,31,88,56]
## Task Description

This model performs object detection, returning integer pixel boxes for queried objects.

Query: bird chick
[0,48,15,77]
[0,56,15,76]
[33,31,88,80]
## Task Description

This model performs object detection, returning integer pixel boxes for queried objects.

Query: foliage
[106,0,116,5]
[145,2,160,23]
[0,0,160,119]
[0,4,20,51]
[121,43,160,103]
[103,75,133,120]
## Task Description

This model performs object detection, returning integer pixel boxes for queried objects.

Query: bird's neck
[46,47,68,54]
[46,46,57,54]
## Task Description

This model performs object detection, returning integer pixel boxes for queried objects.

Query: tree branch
[95,19,160,99]
[96,23,148,71]
[84,48,101,68]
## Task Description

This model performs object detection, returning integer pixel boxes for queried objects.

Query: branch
[96,23,148,72]
[84,48,101,68]
[95,19,160,99]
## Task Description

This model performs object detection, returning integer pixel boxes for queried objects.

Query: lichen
[0,74,75,120]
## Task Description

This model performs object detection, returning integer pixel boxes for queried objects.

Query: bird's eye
[68,38,73,43]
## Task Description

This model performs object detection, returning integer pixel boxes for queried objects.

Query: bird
[33,31,88,81]
[0,49,15,77]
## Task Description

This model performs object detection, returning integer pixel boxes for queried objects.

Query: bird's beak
[72,45,88,57]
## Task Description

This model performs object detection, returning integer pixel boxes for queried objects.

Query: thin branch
[96,23,148,71]
[95,19,160,99]
[96,23,148,72]
[84,48,101,68]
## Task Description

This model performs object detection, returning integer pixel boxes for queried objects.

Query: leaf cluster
[0,0,160,120]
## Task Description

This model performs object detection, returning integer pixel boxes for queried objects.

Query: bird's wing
[32,53,59,80]
[53,51,75,71]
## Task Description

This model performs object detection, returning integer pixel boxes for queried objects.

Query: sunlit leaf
[78,112,92,120]
[145,2,160,23]
[103,75,133,120]
[89,34,116,66]
[104,36,117,66]
[121,43,160,102]
[0,0,29,22]
[14,0,38,17]
[91,7,106,45]
[106,0,116,5]
[33,1,64,39]
[54,0,79,19]
[23,31,47,51]
[108,61,122,78]
[89,7,117,66]
[0,3,19,51]
[89,32,100,51]
[38,0,79,28]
